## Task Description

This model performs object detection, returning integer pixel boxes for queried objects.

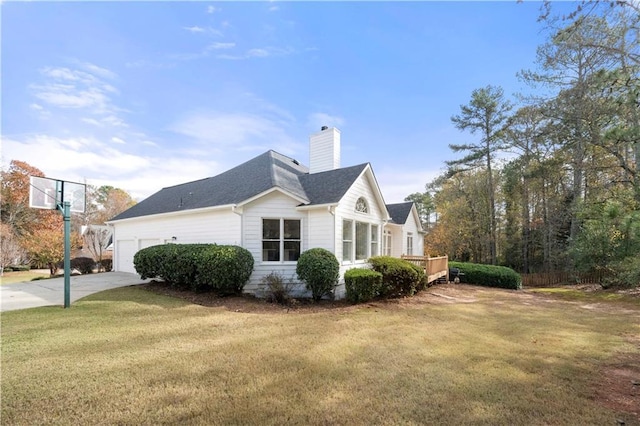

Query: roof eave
[106,203,237,224]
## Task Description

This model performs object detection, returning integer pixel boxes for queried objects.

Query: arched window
[355,197,368,213]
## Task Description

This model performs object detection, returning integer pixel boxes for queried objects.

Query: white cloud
[79,62,117,80]
[184,26,205,33]
[0,134,220,201]
[206,5,217,14]
[111,137,126,144]
[30,103,43,111]
[375,168,441,204]
[30,65,121,117]
[206,42,235,50]
[307,112,345,130]
[168,110,301,156]
[246,48,269,58]
[217,46,295,61]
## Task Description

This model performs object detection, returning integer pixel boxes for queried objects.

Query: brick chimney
[309,126,340,174]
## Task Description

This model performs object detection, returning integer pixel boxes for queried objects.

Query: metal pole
[63,201,71,308]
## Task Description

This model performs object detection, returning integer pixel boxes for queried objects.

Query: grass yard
[0,270,50,285]
[1,284,639,425]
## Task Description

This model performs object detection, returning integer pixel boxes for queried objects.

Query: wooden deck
[401,255,449,284]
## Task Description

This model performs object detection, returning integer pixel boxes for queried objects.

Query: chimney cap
[321,125,328,131]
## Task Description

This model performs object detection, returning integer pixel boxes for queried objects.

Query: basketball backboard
[29,176,86,213]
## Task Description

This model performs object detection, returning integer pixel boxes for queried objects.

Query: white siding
[333,169,387,298]
[242,191,308,295]
[112,208,241,274]
[384,225,404,258]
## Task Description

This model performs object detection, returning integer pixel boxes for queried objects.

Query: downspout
[328,206,335,253]
[231,205,243,246]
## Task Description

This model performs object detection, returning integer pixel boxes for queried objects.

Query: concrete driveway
[0,272,151,312]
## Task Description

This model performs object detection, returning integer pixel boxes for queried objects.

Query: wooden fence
[521,271,606,287]
[401,255,449,284]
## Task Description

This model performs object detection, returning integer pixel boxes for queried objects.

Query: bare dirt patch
[593,334,640,423]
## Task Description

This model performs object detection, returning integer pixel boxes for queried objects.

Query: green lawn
[1,285,639,425]
[0,270,50,285]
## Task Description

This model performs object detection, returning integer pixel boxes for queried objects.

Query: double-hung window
[406,232,414,256]
[383,229,392,256]
[342,220,353,262]
[262,219,301,262]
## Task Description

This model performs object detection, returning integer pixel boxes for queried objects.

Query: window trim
[406,232,414,256]
[262,218,301,263]
[342,219,379,264]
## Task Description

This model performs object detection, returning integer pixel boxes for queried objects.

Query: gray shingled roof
[386,201,413,225]
[110,150,369,221]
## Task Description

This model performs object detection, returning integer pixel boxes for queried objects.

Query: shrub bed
[449,261,522,290]
[70,257,96,274]
[99,259,113,272]
[4,265,31,272]
[368,256,421,298]
[134,244,254,294]
[296,248,339,302]
[196,245,254,295]
[344,268,383,304]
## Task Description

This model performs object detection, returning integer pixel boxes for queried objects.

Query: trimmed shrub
[344,268,383,304]
[369,256,420,298]
[134,244,254,294]
[99,259,113,272]
[449,261,522,290]
[165,244,211,289]
[196,245,254,295]
[409,263,429,291]
[296,248,340,302]
[134,244,172,281]
[70,257,96,274]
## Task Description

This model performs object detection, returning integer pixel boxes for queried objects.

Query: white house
[107,127,424,298]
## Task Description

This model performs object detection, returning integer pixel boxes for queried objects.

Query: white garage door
[116,240,136,273]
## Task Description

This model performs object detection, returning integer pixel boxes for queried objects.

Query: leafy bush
[296,248,340,302]
[5,265,30,272]
[70,257,96,274]
[262,271,295,305]
[133,244,168,280]
[409,262,429,290]
[99,259,113,272]
[134,244,254,294]
[368,256,420,298]
[449,261,522,290]
[165,244,211,290]
[195,245,254,295]
[604,255,640,288]
[344,268,383,304]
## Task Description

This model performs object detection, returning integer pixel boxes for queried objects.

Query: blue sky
[1,1,577,203]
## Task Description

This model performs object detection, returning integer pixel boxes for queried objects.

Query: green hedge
[3,265,30,272]
[368,256,420,298]
[296,248,340,302]
[449,261,522,290]
[344,268,383,304]
[196,245,254,295]
[133,244,254,294]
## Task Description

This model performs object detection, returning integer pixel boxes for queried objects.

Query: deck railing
[401,255,449,284]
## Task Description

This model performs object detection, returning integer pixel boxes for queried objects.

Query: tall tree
[404,191,435,229]
[449,85,512,264]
